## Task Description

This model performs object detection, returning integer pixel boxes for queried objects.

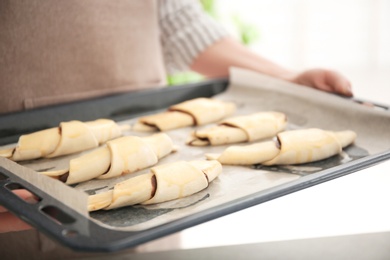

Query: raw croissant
[88,160,222,211]
[187,111,287,146]
[132,98,236,132]
[206,128,357,165]
[41,133,175,185]
[0,119,125,161]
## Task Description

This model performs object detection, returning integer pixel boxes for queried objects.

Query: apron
[0,0,166,114]
[0,0,168,258]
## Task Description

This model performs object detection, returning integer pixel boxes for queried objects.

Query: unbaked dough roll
[206,128,357,166]
[0,119,125,161]
[88,160,222,211]
[132,98,236,132]
[187,112,287,146]
[42,133,175,185]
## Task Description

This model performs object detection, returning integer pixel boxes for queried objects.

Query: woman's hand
[0,189,34,233]
[191,37,353,97]
[290,69,353,97]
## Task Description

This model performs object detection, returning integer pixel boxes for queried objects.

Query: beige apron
[0,0,166,114]
[0,0,169,258]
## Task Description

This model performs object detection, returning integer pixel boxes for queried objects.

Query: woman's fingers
[326,71,353,96]
[0,189,37,233]
[292,69,353,97]
[0,211,32,233]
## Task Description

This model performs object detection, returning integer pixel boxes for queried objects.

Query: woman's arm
[190,37,353,97]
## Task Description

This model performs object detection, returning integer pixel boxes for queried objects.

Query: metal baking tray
[1,70,389,252]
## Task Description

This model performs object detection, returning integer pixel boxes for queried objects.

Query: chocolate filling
[143,122,160,131]
[275,136,282,149]
[150,175,157,198]
[169,109,196,125]
[203,171,209,183]
[59,172,69,183]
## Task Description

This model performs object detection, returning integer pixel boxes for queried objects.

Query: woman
[0,0,352,257]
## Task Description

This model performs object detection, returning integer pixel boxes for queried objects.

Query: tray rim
[1,150,389,252]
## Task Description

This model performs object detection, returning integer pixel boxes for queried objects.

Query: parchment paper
[5,68,390,232]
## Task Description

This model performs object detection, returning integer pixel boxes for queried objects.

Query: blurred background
[170,0,390,105]
[214,0,389,71]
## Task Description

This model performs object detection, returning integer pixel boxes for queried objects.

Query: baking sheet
[0,68,389,251]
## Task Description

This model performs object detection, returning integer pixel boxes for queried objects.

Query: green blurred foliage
[231,15,260,46]
[166,71,204,86]
[199,0,218,18]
